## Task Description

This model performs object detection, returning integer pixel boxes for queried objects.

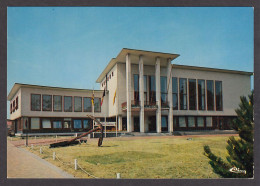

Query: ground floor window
[42,119,51,128]
[188,117,195,127]
[83,120,91,129]
[64,118,71,128]
[31,118,40,129]
[161,116,168,131]
[206,117,212,127]
[74,120,82,129]
[53,120,62,129]
[179,117,186,127]
[197,117,204,127]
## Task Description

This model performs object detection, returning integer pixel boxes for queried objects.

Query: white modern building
[8,48,252,134]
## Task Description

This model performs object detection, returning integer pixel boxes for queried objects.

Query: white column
[155,57,161,133]
[118,115,122,131]
[139,55,145,133]
[167,58,173,133]
[126,54,132,132]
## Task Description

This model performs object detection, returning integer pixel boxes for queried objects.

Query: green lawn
[24,136,232,179]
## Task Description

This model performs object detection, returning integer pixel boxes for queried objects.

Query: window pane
[53,121,62,128]
[134,74,139,91]
[206,117,212,127]
[42,95,52,111]
[94,98,101,112]
[64,96,72,112]
[215,81,223,111]
[172,77,178,93]
[173,94,178,110]
[197,117,204,127]
[53,95,62,111]
[189,79,197,110]
[161,77,167,104]
[74,120,82,129]
[179,117,186,127]
[74,97,82,112]
[23,117,29,129]
[84,97,92,112]
[31,94,41,111]
[207,80,214,110]
[143,75,147,92]
[149,76,156,103]
[64,118,71,128]
[172,77,178,110]
[188,117,195,127]
[31,118,40,129]
[83,120,91,129]
[198,80,205,110]
[161,116,167,127]
[179,78,187,110]
[42,119,51,128]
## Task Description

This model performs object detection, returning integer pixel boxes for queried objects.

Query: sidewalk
[7,140,74,178]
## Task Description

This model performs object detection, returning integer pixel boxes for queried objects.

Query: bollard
[88,134,90,139]
[53,152,56,160]
[40,147,43,154]
[74,159,78,170]
[116,173,121,179]
[31,144,34,149]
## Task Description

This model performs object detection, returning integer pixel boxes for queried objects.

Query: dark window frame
[53,95,62,112]
[160,76,168,104]
[31,94,41,111]
[74,96,82,112]
[188,79,197,110]
[134,74,139,102]
[42,94,52,111]
[172,77,178,110]
[179,78,187,110]
[215,80,223,111]
[198,79,206,110]
[83,97,92,112]
[15,97,18,110]
[206,80,215,111]
[64,96,73,112]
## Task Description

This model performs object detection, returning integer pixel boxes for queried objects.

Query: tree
[204,91,254,178]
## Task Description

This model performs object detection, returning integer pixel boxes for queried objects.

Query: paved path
[7,141,74,178]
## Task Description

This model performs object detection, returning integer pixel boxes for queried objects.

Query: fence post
[53,152,56,160]
[40,147,43,154]
[116,173,121,179]
[74,159,78,170]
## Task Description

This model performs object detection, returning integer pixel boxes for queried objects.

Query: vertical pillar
[139,55,145,133]
[167,58,173,133]
[155,57,161,133]
[126,54,132,132]
[118,115,122,131]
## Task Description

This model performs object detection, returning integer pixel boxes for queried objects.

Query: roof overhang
[96,48,180,83]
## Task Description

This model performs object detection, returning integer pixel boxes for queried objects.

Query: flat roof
[96,48,180,83]
[7,83,105,101]
[172,64,253,76]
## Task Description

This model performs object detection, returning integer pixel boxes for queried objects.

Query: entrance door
[134,117,140,132]
[148,116,156,132]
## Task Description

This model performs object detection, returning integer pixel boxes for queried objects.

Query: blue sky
[7,7,253,118]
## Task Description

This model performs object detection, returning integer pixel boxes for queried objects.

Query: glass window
[84,97,92,112]
[160,76,167,104]
[74,120,82,129]
[198,80,206,110]
[179,78,187,110]
[161,116,168,131]
[206,117,213,127]
[10,103,12,114]
[197,117,204,127]
[207,80,214,110]
[53,121,62,129]
[16,97,18,110]
[53,95,62,111]
[64,118,71,128]
[31,94,41,111]
[215,81,223,111]
[144,75,147,102]
[179,117,186,127]
[74,97,82,112]
[31,118,40,129]
[42,119,51,128]
[134,74,139,101]
[149,76,156,103]
[172,77,178,110]
[42,95,52,111]
[188,117,195,127]
[83,120,91,129]
[94,98,101,112]
[189,79,197,110]
[64,96,72,112]
[173,117,178,128]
